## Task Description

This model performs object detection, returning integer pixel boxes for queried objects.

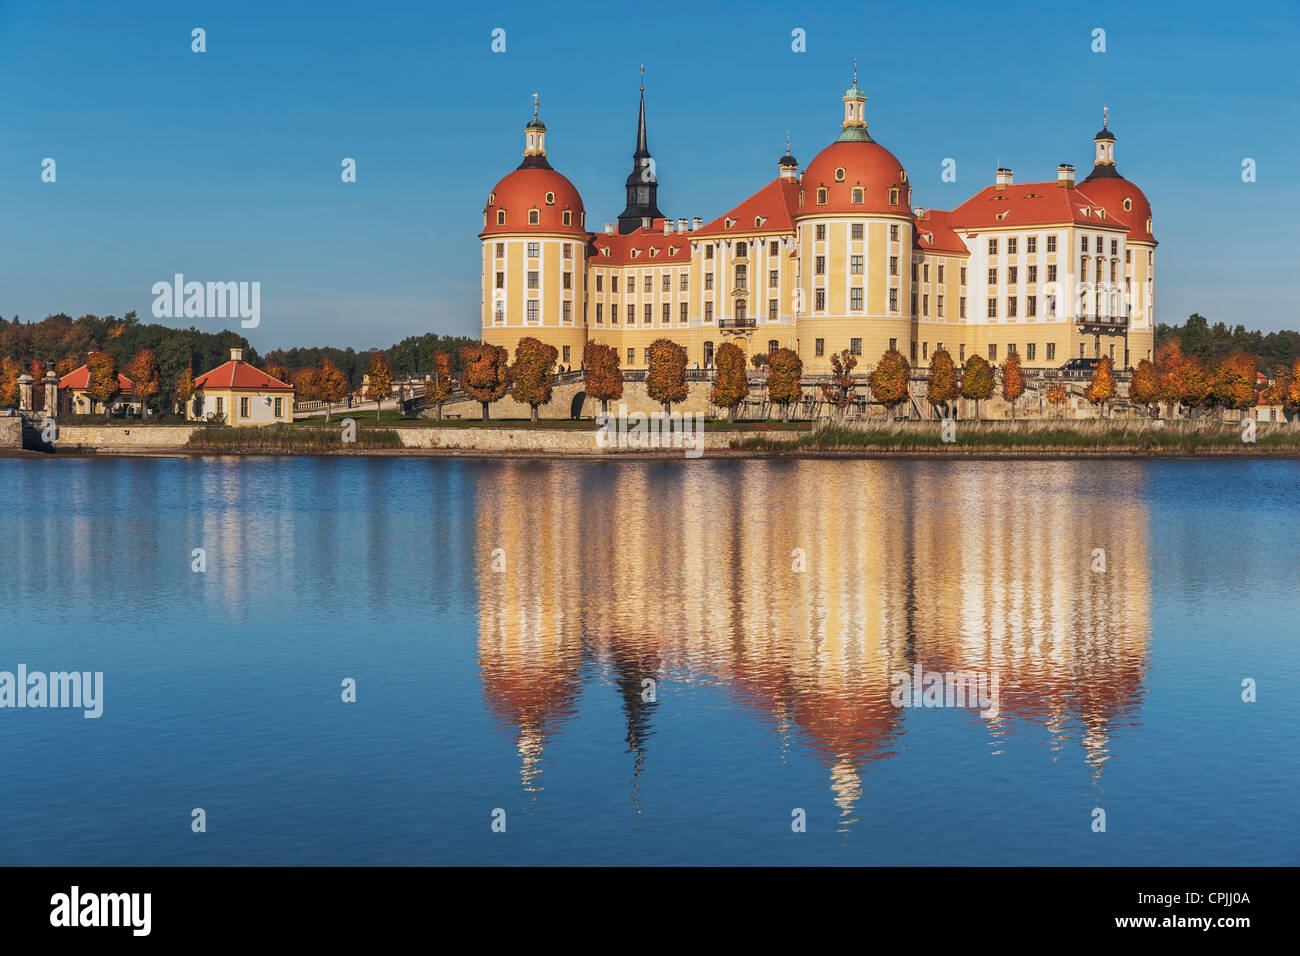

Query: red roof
[798,139,912,217]
[481,164,587,238]
[912,209,970,256]
[1077,171,1155,243]
[59,364,133,393]
[194,360,293,391]
[949,180,1134,233]
[590,219,694,265]
[693,179,800,237]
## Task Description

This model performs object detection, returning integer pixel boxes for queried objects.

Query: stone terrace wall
[0,416,22,449]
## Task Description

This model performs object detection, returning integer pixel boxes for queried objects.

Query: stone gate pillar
[17,373,33,411]
[44,370,60,417]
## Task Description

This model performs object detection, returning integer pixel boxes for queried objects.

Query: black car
[1059,357,1102,372]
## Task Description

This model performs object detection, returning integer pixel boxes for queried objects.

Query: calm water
[0,456,1296,866]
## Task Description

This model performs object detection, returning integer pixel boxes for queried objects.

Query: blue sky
[1,0,1296,351]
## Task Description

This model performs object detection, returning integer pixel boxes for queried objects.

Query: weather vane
[532,92,539,119]
[1103,105,1109,128]
[853,57,857,85]
[640,62,645,92]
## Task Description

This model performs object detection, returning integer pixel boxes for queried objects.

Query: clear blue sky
[1,0,1296,351]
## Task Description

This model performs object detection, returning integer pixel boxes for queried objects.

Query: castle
[480,68,1155,376]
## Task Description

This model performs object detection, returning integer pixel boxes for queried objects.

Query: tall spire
[519,93,550,168]
[838,60,872,143]
[618,64,664,234]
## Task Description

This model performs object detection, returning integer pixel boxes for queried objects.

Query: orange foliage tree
[1288,358,1300,414]
[510,336,559,424]
[927,348,959,419]
[460,343,510,422]
[765,348,803,421]
[1181,355,1215,419]
[646,338,688,414]
[265,364,292,386]
[365,352,392,421]
[315,358,350,422]
[1128,358,1160,417]
[292,367,321,408]
[1154,341,1188,416]
[819,349,858,418]
[1000,350,1025,420]
[711,341,749,422]
[1212,352,1258,415]
[583,341,623,414]
[959,354,994,419]
[56,357,78,377]
[175,363,196,415]
[1084,355,1117,416]
[87,351,122,419]
[0,358,20,408]
[127,349,161,414]
[425,350,454,421]
[868,348,911,421]
[1046,381,1068,418]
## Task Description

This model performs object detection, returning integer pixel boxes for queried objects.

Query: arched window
[816,187,828,205]
[851,187,864,204]
[528,209,540,225]
[889,187,900,205]
[497,210,506,225]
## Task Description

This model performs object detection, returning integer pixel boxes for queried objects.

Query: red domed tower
[793,63,916,372]
[480,96,588,366]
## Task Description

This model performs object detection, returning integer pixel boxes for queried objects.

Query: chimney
[663,220,673,235]
[995,167,1012,190]
[231,348,243,362]
[641,217,652,230]
[677,218,688,233]
[604,223,615,235]
[913,206,926,218]
[1057,164,1075,188]
[692,217,703,231]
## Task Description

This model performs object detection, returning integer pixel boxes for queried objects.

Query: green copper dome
[844,84,866,99]
[834,126,876,143]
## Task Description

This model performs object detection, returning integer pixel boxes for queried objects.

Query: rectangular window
[1111,239,1118,255]
[1008,343,1016,357]
[705,302,714,322]
[923,294,929,316]
[988,344,997,360]
[889,288,899,311]
[959,297,966,318]
[1026,296,1037,317]
[644,304,652,325]
[680,302,688,323]
[987,298,997,318]
[815,339,824,356]
[1026,236,1037,253]
[705,245,714,259]
[704,273,714,290]
[923,263,930,282]
[662,303,670,324]
[769,299,779,320]
[596,274,603,291]
[527,301,539,323]
[596,303,603,324]
[889,338,897,352]
[768,269,777,287]
[937,264,945,283]
[850,255,863,274]
[1047,264,1057,283]
[1008,238,1018,254]
[562,346,571,363]
[495,242,504,257]
[1047,235,1057,252]
[890,225,899,241]
[240,397,249,418]
[1008,266,1018,284]
[680,273,689,290]
[527,271,539,289]
[815,288,826,310]
[736,241,747,257]
[1080,257,1088,280]
[1047,342,1056,360]
[988,268,998,285]
[960,267,967,286]
[851,288,863,310]
[815,256,826,275]
[663,274,670,292]
[1081,236,1089,252]
[645,348,652,364]
[890,256,899,276]
[274,397,283,417]
[910,340,917,361]
[1027,343,1036,360]
[643,275,652,293]
[770,241,779,255]
[216,397,224,415]
[922,342,929,360]
[495,271,504,289]
[816,224,826,240]
[735,265,747,289]
[612,276,618,292]
[959,344,966,361]
[1007,297,1017,317]
[937,295,944,317]
[628,348,635,364]
[988,238,998,255]
[563,301,573,323]
[1027,265,1037,283]
[851,223,864,240]
[527,242,540,257]
[562,272,571,289]
[850,337,862,355]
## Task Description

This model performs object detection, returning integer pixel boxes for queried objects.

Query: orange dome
[1079,173,1154,243]
[481,162,587,238]
[798,140,912,217]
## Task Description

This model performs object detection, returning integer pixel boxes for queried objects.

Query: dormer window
[899,170,908,183]
[835,167,846,182]
[545,192,555,205]
[496,210,506,225]
[754,216,765,228]
[649,248,658,258]
[725,217,734,229]
[562,210,572,226]
[889,188,900,205]
[489,192,496,205]
[996,211,1008,220]
[528,209,540,225]
[1080,207,1091,217]
[1123,198,1133,211]
[630,248,640,259]
[851,187,864,204]
[798,189,805,207]
[669,246,678,255]
[816,187,828,205]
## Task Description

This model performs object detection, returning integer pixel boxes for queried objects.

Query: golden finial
[532,92,539,119]
[786,131,791,153]
[853,57,858,85]
[640,62,645,93]
[1103,105,1109,128]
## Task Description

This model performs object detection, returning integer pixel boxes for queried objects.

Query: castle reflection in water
[476,460,1151,821]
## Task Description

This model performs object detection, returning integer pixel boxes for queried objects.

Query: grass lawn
[292,410,814,430]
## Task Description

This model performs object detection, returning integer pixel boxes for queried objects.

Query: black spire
[617,65,665,234]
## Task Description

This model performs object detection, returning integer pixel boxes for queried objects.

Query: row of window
[210,396,285,418]
[988,236,1056,255]
[803,186,902,206]
[493,209,578,227]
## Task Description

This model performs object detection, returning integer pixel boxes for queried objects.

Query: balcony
[718,317,757,330]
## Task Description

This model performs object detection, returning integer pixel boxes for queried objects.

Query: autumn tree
[510,336,559,424]
[765,348,803,421]
[750,352,769,370]
[56,357,79,377]
[87,351,122,419]
[1084,355,1117,416]
[819,349,858,419]
[365,352,393,421]
[1212,352,1257,416]
[583,341,623,414]
[265,364,292,386]
[1000,351,1025,420]
[646,338,688,414]
[425,350,455,421]
[460,343,510,422]
[959,354,994,419]
[0,358,20,408]
[1046,381,1068,418]
[1181,355,1215,419]
[1154,341,1188,417]
[315,358,350,422]
[1288,358,1300,415]
[1128,358,1160,417]
[711,341,749,422]
[126,349,161,415]
[927,348,959,420]
[175,363,196,416]
[868,348,911,421]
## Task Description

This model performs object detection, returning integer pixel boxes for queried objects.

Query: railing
[718,317,757,329]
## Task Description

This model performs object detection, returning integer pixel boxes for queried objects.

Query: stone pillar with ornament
[44,370,60,416]
[17,373,33,412]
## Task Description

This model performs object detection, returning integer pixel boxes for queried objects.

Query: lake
[0,456,1295,865]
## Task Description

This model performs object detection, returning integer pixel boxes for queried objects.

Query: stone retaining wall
[0,416,22,449]
[50,425,198,449]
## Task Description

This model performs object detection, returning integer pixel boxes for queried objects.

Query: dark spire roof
[617,64,665,233]
[779,131,797,168]
[634,74,650,158]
